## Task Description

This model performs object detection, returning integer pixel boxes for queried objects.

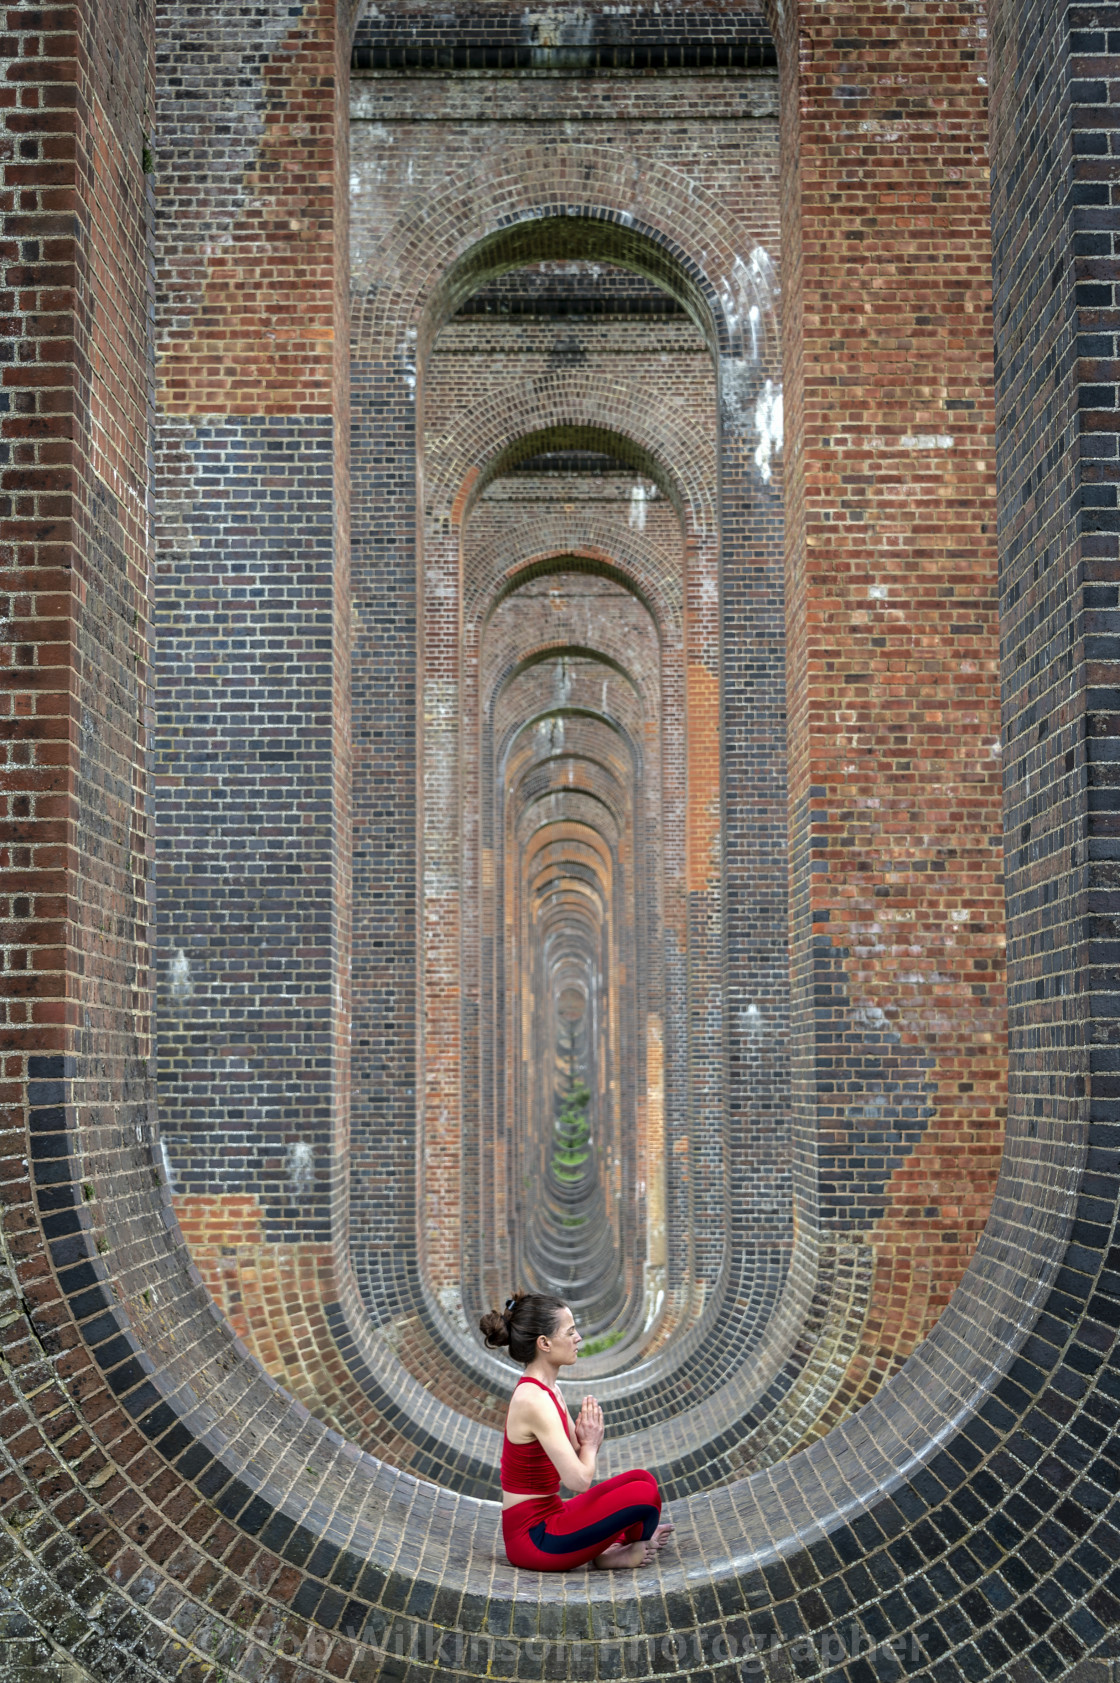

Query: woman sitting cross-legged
[480,1291,674,1571]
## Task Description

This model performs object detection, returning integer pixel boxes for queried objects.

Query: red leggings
[502,1469,662,1571]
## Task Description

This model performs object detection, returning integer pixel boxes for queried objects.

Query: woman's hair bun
[479,1308,511,1348]
[479,1291,567,1363]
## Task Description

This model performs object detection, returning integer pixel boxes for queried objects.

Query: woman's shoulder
[508,1377,565,1417]
[508,1376,542,1407]
[505,1377,550,1443]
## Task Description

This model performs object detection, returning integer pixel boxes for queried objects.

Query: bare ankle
[593,1541,644,1569]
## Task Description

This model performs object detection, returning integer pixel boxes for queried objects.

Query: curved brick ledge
[9,1052,1104,1683]
[353,1231,793,1411]
[173,1144,943,1499]
[170,1234,859,1500]
[170,1211,874,1502]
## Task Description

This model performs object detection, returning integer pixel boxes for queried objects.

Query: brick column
[769,0,1008,1369]
[153,0,352,1245]
[720,418,791,1254]
[989,0,1120,1285]
[347,364,418,1275]
[0,0,156,1204]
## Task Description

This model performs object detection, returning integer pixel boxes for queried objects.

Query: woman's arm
[515,1390,603,1494]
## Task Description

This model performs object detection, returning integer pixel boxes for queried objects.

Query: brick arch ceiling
[425,395,717,538]
[491,643,646,702]
[349,162,781,376]
[472,546,684,635]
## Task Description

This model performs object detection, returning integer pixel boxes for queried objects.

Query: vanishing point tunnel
[3,3,1120,1682]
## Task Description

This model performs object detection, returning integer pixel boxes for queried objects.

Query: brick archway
[12,7,1114,1680]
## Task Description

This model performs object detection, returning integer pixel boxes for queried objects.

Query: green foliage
[578,1328,624,1358]
[549,1081,592,1183]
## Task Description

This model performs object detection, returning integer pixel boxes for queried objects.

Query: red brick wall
[769,0,1006,1372]
[0,0,153,1067]
[157,0,342,418]
[152,0,1007,1434]
[4,6,1118,1677]
[153,0,353,1243]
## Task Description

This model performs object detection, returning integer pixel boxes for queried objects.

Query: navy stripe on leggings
[528,1501,660,1554]
[502,1468,663,1571]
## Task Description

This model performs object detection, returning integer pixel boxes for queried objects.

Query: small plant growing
[550,1082,592,1182]
[578,1328,624,1359]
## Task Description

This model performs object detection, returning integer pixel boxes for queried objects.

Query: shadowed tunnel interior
[455,295,698,1349]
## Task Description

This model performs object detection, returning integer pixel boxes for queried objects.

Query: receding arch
[427,394,716,537]
[502,706,642,765]
[430,215,726,354]
[489,645,645,706]
[356,88,787,1422]
[350,165,782,378]
[478,551,678,638]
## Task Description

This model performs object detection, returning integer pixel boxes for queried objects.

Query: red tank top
[500,1378,571,1494]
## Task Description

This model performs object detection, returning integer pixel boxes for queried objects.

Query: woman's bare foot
[592,1539,646,1568]
[639,1521,675,1565]
[592,1522,674,1569]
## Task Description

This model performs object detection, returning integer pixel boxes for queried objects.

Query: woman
[480,1291,674,1571]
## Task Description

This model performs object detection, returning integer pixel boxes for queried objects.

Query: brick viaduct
[2,2,1119,1680]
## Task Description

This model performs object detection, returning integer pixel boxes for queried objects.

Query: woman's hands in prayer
[574,1395,604,1451]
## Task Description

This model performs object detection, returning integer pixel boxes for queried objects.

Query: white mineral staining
[158,1138,175,1191]
[720,246,778,350]
[287,1140,315,1197]
[169,948,193,1003]
[438,1285,469,1331]
[852,1001,889,1032]
[754,379,783,483]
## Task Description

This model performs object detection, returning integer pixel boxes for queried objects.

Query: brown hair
[479,1291,568,1365]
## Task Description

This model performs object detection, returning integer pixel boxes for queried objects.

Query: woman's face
[545,1306,582,1364]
